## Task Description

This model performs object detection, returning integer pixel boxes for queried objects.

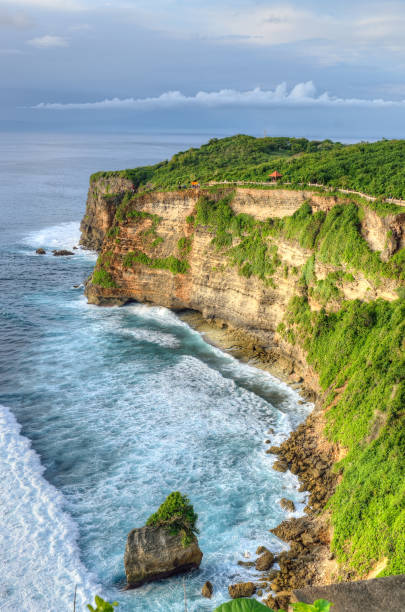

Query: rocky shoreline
[179,310,340,609]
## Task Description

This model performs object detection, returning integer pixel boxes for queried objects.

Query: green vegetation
[146,491,199,546]
[177,236,193,255]
[87,595,118,611]
[192,194,405,284]
[280,297,405,575]
[92,266,116,288]
[90,135,405,201]
[214,598,333,612]
[123,250,189,274]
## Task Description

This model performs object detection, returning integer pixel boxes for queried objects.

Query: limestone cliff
[81,180,403,389]
[80,179,405,597]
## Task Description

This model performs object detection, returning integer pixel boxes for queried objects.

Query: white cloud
[32,81,405,110]
[27,35,68,48]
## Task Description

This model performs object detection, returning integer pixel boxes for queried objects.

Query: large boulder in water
[124,524,203,588]
[124,491,202,588]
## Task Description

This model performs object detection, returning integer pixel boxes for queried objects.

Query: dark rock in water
[36,248,46,255]
[256,545,269,555]
[201,580,213,598]
[73,246,78,249]
[237,560,255,567]
[255,550,274,571]
[53,250,74,256]
[280,498,296,512]
[124,524,203,588]
[228,582,256,599]
[272,460,288,472]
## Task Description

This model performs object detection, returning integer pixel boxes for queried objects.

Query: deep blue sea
[0,132,310,611]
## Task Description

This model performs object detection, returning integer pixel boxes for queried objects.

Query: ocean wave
[22,221,96,259]
[0,405,100,611]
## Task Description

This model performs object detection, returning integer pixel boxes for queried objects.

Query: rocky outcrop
[228,582,256,599]
[124,524,203,588]
[80,175,133,250]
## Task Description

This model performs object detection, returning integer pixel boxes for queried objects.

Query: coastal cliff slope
[80,136,405,599]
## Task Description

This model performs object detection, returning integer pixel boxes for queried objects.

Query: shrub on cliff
[146,491,199,546]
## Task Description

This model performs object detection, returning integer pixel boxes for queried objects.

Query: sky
[1,0,405,139]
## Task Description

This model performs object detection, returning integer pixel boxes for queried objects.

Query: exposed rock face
[228,582,256,599]
[124,524,203,588]
[36,248,46,254]
[81,185,403,380]
[79,175,133,250]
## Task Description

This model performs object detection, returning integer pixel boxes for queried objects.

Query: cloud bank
[32,81,405,110]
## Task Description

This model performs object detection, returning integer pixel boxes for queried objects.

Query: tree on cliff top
[146,491,199,546]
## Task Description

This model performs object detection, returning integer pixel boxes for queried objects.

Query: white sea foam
[0,405,100,612]
[22,221,96,259]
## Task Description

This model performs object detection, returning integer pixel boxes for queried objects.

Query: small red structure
[269,171,282,182]
[191,181,200,188]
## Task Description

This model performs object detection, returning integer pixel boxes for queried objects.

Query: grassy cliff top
[90,134,405,200]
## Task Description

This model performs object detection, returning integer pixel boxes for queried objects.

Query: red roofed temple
[269,171,283,182]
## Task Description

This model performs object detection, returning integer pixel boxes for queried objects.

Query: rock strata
[124,524,203,588]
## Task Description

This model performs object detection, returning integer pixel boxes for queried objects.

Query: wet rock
[36,248,46,255]
[237,560,255,567]
[267,446,280,454]
[53,250,74,256]
[280,498,296,512]
[272,460,288,473]
[228,582,256,599]
[124,524,203,588]
[202,581,213,598]
[255,551,275,572]
[256,545,269,555]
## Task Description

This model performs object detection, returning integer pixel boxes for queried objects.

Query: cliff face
[81,182,402,382]
[80,180,405,591]
[80,175,134,250]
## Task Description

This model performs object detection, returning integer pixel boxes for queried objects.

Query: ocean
[0,131,310,611]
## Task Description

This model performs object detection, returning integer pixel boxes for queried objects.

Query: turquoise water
[0,132,310,611]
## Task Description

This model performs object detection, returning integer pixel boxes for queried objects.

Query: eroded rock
[124,524,202,588]
[202,580,213,598]
[228,582,256,599]
[255,550,274,571]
